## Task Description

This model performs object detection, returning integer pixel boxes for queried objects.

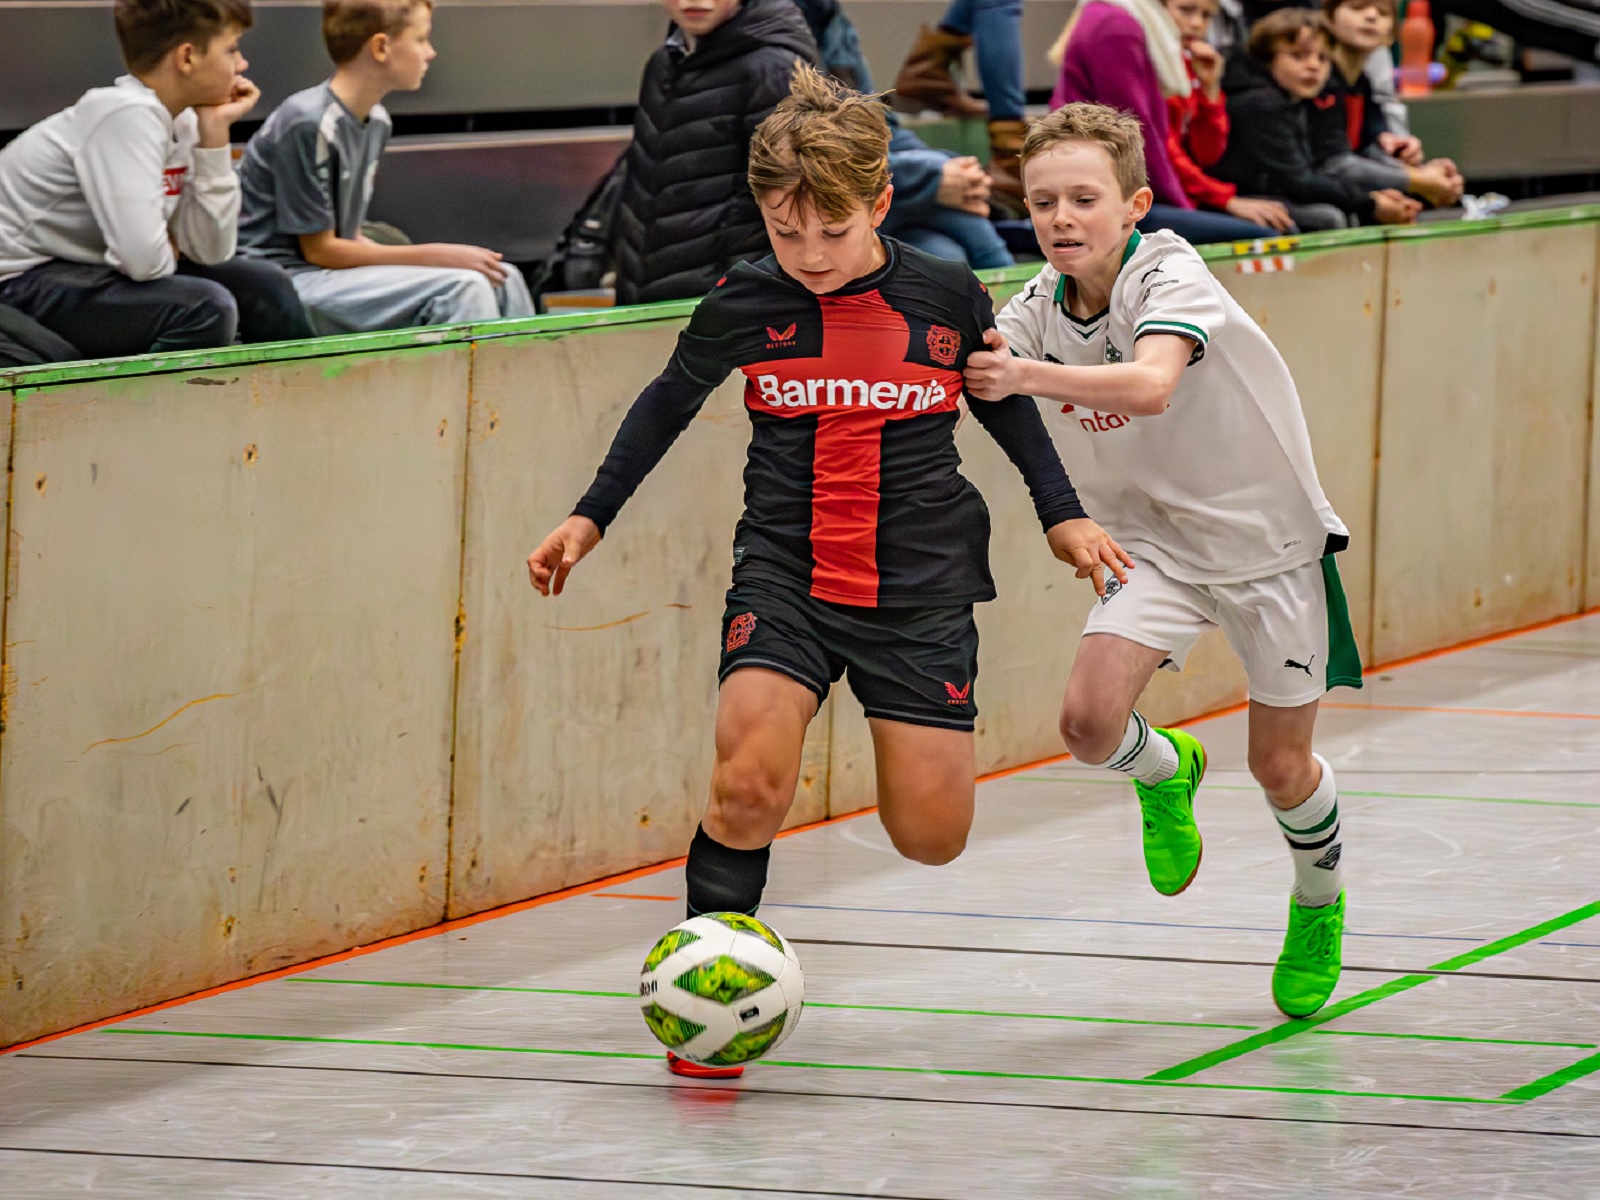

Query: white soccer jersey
[997,230,1346,585]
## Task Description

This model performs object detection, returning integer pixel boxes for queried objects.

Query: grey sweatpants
[1321,150,1411,194]
[291,263,535,335]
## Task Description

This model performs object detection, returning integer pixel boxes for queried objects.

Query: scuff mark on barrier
[546,603,692,632]
[81,692,242,755]
[186,377,231,387]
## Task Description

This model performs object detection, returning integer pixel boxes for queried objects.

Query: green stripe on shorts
[1322,554,1363,691]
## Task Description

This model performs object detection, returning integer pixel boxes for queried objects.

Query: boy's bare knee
[887,825,969,866]
[710,754,790,830]
[1059,701,1124,765]
[1249,745,1317,802]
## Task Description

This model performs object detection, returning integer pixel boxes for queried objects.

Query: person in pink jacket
[1050,0,1278,241]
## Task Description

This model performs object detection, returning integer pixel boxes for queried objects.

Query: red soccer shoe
[666,1051,744,1079]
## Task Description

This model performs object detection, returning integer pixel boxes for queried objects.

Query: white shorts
[1083,555,1363,708]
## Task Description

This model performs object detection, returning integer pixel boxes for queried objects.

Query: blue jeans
[893,208,1015,269]
[1138,204,1282,243]
[940,0,1026,121]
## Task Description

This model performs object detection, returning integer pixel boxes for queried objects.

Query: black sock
[685,824,771,919]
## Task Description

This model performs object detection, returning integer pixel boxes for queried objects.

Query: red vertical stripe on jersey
[807,293,910,604]
[809,414,888,604]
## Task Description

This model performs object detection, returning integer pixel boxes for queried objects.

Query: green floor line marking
[806,1001,1254,1031]
[1501,1051,1600,1102]
[1147,900,1600,1082]
[1009,775,1600,809]
[1312,1029,1598,1050]
[289,977,1258,1032]
[106,1027,1509,1105]
[112,1028,660,1062]
[291,978,1594,1047]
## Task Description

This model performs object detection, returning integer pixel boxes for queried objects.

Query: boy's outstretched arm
[963,384,1134,596]
[966,329,1192,417]
[527,367,714,595]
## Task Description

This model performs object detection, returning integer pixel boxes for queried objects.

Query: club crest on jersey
[1104,341,1124,364]
[766,323,798,348]
[726,612,757,652]
[926,325,961,366]
[944,680,972,705]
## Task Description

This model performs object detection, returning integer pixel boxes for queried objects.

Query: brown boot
[892,25,989,119]
[986,118,1028,217]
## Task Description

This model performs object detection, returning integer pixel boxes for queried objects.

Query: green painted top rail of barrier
[6,202,1597,393]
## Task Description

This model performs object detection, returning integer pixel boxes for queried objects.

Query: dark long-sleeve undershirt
[572,365,710,533]
[965,392,1088,531]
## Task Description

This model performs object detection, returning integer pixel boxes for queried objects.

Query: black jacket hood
[668,0,817,72]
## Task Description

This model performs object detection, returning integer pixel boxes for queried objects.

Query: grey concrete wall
[3,220,1598,1048]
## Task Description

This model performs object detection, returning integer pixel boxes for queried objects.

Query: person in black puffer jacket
[1210,8,1419,230]
[615,0,817,306]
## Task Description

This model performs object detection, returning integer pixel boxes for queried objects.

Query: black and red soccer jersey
[574,238,1086,608]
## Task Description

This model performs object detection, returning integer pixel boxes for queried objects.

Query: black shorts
[718,574,979,731]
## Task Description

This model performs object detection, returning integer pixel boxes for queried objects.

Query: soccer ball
[638,912,804,1066]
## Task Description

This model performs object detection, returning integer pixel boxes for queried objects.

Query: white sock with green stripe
[1271,753,1343,907]
[1093,711,1179,784]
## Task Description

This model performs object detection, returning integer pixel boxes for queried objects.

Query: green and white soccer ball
[638,913,804,1066]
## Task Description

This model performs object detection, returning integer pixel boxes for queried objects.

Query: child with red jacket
[1162,0,1292,231]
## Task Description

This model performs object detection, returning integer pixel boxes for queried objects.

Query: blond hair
[1021,104,1149,198]
[748,62,891,222]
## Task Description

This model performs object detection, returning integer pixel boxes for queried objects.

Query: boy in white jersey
[965,103,1359,1017]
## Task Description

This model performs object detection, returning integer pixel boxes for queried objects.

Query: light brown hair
[1248,8,1331,63]
[1020,103,1148,198]
[114,0,254,74]
[747,62,891,222]
[322,0,432,66]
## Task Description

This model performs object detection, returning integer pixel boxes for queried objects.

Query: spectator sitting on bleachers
[613,0,816,306]
[236,0,533,333]
[1315,0,1463,208]
[1049,0,1287,241]
[1212,8,1421,229]
[794,0,1012,268]
[1163,0,1295,231]
[0,0,311,361]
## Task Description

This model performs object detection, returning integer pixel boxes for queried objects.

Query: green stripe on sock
[1277,804,1340,837]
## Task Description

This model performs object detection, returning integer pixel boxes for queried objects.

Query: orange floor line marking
[1366,606,1600,673]
[3,797,886,1054]
[1325,701,1600,721]
[16,607,1600,1054]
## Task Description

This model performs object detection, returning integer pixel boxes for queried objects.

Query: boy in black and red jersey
[528,65,1130,1077]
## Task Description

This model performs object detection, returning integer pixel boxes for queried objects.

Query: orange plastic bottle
[1398,0,1436,96]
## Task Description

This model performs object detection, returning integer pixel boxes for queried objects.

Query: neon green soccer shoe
[1273,892,1345,1018]
[1133,728,1206,896]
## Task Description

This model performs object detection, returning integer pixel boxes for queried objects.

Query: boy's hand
[1377,131,1425,166]
[194,77,261,147]
[1371,189,1422,225]
[1046,518,1134,598]
[1225,196,1294,231]
[1188,41,1224,98]
[963,328,1026,401]
[937,156,992,216]
[527,516,602,596]
[417,243,510,283]
[1406,163,1464,208]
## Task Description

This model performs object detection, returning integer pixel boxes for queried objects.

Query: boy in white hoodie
[0,0,310,360]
